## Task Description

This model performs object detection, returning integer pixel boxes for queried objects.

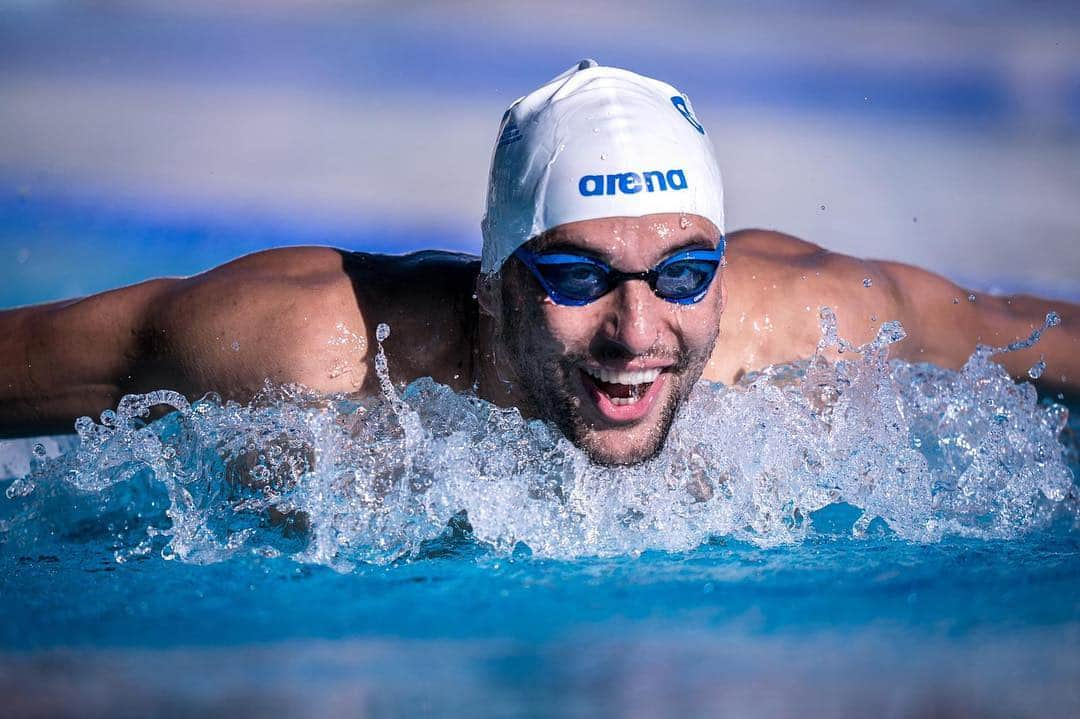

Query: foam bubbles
[2,311,1076,569]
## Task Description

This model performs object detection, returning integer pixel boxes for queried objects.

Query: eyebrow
[661,234,718,255]
[530,232,588,253]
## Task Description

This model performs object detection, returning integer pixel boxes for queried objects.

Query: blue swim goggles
[513,237,726,307]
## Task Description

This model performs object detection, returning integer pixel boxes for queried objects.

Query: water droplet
[820,204,826,211]
[231,341,240,352]
[876,321,906,345]
[967,294,976,303]
[952,298,960,304]
[862,278,873,288]
[679,215,691,230]
[74,416,94,435]
[1028,356,1046,380]
[5,478,35,499]
[599,153,607,160]
[375,323,390,343]
[1045,311,1061,328]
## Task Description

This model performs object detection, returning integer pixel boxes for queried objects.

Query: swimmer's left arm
[874,260,1080,397]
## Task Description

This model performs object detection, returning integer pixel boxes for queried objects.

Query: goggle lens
[534,261,610,302]
[514,238,725,306]
[654,259,718,301]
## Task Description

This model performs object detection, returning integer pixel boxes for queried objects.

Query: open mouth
[579,366,669,423]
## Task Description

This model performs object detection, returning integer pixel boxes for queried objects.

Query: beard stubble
[498,284,714,466]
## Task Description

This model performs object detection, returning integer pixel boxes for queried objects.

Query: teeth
[583,367,662,385]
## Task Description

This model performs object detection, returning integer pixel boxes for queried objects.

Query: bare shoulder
[727,228,887,283]
[726,227,825,262]
[159,247,356,324]
[144,247,358,396]
[710,229,907,382]
[147,247,478,399]
[181,246,348,288]
[725,228,895,304]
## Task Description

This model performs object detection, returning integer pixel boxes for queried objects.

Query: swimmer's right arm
[1,247,480,438]
[0,278,179,438]
[0,247,395,438]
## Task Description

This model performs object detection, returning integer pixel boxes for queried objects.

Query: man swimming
[1,60,1078,465]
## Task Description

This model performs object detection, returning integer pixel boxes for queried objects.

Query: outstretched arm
[877,260,1080,397]
[0,279,178,438]
[714,230,1078,396]
[0,246,461,439]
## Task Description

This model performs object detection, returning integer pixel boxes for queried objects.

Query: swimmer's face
[492,213,725,465]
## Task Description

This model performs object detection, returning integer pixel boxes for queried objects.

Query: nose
[597,278,662,357]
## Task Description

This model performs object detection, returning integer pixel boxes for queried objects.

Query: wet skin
[2,216,1079,462]
[475,215,726,465]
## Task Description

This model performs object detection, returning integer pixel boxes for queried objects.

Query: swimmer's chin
[571,416,673,466]
[580,441,666,467]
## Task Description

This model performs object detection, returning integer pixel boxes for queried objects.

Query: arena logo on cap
[578,169,688,197]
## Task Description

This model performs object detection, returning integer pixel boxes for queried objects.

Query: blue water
[3,511,1078,648]
[1,309,1077,716]
[2,507,1078,716]
[3,501,1079,715]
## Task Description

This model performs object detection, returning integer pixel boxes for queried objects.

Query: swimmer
[1,60,1078,465]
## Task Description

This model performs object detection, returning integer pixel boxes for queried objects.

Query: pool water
[1,307,1077,717]
[2,528,1078,717]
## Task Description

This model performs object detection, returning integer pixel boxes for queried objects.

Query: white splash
[2,310,1075,570]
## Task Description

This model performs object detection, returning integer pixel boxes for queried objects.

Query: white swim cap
[481,59,725,273]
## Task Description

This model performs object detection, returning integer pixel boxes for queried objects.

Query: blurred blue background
[3,0,1080,307]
